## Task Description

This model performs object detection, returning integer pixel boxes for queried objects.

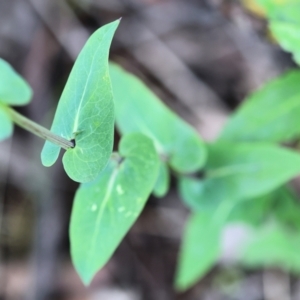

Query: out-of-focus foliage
[0,58,32,141]
[255,0,300,64]
[179,142,300,211]
[175,212,223,290]
[219,70,300,143]
[0,58,32,106]
[110,63,207,174]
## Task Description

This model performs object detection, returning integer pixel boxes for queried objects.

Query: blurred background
[0,0,298,299]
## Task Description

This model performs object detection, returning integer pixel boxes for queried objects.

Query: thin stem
[4,106,74,150]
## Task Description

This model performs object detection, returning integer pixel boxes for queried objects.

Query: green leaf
[70,133,159,285]
[0,58,32,105]
[227,193,273,227]
[109,63,206,173]
[175,200,233,291]
[179,142,300,212]
[240,223,300,273]
[219,70,300,143]
[175,213,221,291]
[0,107,13,141]
[41,20,120,183]
[271,186,300,230]
[153,160,170,197]
[255,0,300,64]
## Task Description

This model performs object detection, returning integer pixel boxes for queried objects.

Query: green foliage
[256,0,300,64]
[179,142,300,211]
[175,200,233,291]
[153,161,170,197]
[175,212,222,290]
[227,193,272,227]
[0,58,32,141]
[70,133,159,285]
[240,224,300,273]
[2,12,300,292]
[0,58,32,105]
[219,70,300,143]
[41,20,120,183]
[109,63,206,174]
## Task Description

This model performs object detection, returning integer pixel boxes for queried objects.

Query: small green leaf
[219,70,300,143]
[176,200,233,291]
[175,213,222,291]
[41,20,120,182]
[70,133,159,285]
[179,142,300,211]
[0,107,13,141]
[109,63,206,173]
[0,58,32,105]
[153,161,170,197]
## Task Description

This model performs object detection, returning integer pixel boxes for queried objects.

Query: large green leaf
[0,58,32,105]
[0,107,13,141]
[70,133,159,285]
[179,142,300,211]
[219,70,300,143]
[175,200,233,291]
[255,0,300,64]
[109,63,206,173]
[41,20,120,183]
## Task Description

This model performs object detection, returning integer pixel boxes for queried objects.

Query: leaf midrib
[88,166,119,269]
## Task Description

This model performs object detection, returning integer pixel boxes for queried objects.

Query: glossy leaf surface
[0,108,13,141]
[0,58,32,105]
[110,63,206,173]
[70,133,159,285]
[219,70,300,143]
[41,20,119,182]
[179,142,300,211]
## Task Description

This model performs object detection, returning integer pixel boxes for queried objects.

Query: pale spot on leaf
[118,206,125,212]
[117,184,124,195]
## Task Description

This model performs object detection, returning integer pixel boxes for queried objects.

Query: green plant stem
[5,106,74,150]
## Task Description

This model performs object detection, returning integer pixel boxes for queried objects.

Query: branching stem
[3,106,74,150]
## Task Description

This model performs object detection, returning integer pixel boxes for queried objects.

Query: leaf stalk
[4,106,74,150]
